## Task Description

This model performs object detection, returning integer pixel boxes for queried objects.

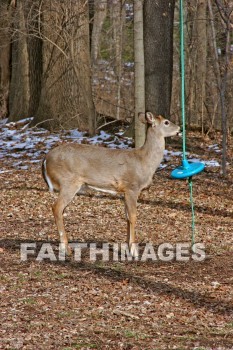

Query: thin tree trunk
[220,21,230,177]
[207,0,222,129]
[194,0,207,129]
[112,0,125,119]
[134,0,145,148]
[72,0,96,134]
[91,0,107,65]
[25,0,43,118]
[208,0,230,176]
[0,0,12,118]
[9,0,30,121]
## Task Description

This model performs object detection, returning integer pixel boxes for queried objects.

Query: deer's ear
[138,112,147,124]
[145,112,159,126]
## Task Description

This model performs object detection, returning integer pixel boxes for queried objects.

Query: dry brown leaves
[0,132,233,350]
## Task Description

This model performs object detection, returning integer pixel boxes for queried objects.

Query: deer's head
[138,111,180,137]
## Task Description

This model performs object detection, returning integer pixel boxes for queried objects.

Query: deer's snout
[177,126,182,136]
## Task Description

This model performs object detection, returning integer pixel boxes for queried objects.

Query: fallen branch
[113,309,140,320]
[96,119,118,131]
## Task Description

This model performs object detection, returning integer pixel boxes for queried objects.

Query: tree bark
[91,0,107,64]
[25,0,43,118]
[32,0,96,134]
[194,0,207,131]
[143,0,175,117]
[112,0,125,119]
[8,0,30,121]
[0,0,11,119]
[134,0,145,147]
[187,0,207,128]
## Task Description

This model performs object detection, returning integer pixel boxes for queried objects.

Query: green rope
[180,0,186,161]
[188,177,195,246]
[179,0,196,246]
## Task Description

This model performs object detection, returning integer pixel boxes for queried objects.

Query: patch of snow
[10,153,25,158]
[19,165,29,170]
[116,143,129,149]
[159,164,168,169]
[164,150,189,157]
[208,144,219,149]
[124,62,134,69]
[188,158,204,163]
[189,158,220,167]
[208,144,221,153]
[99,130,111,139]
[0,118,8,126]
[204,160,220,167]
[0,117,222,171]
[6,117,33,127]
[104,76,117,83]
[67,129,86,139]
[0,169,12,174]
[31,159,41,163]
[12,142,28,150]
[3,129,18,137]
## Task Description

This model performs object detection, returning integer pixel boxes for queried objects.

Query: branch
[96,119,118,131]
[214,0,233,26]
[12,27,69,60]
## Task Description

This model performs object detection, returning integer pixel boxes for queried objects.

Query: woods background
[0,0,232,137]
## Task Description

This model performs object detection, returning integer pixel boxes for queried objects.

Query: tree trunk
[0,0,11,119]
[187,0,207,128]
[32,0,96,134]
[75,0,96,135]
[8,0,30,121]
[134,0,145,148]
[112,0,125,119]
[25,0,43,118]
[91,0,107,64]
[143,0,175,117]
[206,0,222,130]
[195,1,207,130]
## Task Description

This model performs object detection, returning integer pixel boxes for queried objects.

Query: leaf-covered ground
[0,124,233,350]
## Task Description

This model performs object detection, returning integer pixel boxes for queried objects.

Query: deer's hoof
[130,243,139,259]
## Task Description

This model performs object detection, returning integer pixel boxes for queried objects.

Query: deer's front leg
[124,203,130,244]
[124,190,139,257]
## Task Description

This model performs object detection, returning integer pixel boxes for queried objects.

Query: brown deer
[42,112,180,256]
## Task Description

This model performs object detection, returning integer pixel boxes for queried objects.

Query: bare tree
[8,0,30,121]
[1,0,96,134]
[25,0,42,118]
[134,0,145,147]
[91,0,107,64]
[144,0,175,117]
[214,0,232,176]
[112,0,125,119]
[195,1,207,131]
[32,0,96,134]
[207,0,233,176]
[0,0,12,118]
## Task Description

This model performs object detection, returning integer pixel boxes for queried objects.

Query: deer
[42,112,180,257]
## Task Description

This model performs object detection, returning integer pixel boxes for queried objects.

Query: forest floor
[0,119,233,350]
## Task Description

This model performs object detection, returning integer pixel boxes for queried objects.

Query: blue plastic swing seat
[171,159,205,179]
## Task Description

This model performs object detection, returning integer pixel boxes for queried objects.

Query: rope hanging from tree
[171,0,205,245]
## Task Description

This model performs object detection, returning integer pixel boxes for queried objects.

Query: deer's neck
[141,127,165,160]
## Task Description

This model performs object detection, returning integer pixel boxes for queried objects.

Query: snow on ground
[0,118,222,173]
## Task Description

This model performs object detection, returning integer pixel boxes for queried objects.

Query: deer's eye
[164,120,170,126]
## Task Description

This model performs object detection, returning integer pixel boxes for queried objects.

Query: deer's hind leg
[52,181,82,255]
